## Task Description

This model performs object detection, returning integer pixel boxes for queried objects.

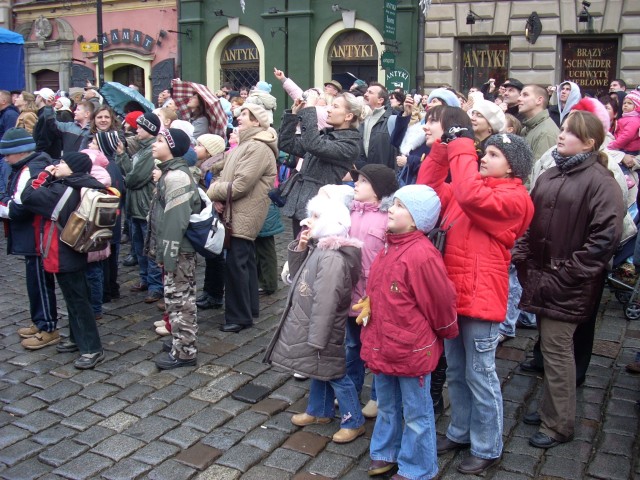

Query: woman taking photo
[417,106,534,475]
[513,110,624,449]
[278,92,362,238]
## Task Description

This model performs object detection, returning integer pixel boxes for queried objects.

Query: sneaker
[362,399,378,418]
[155,325,170,336]
[74,350,105,369]
[18,324,39,338]
[21,330,60,350]
[56,340,79,353]
[291,412,332,426]
[144,291,163,303]
[155,352,196,370]
[154,320,165,328]
[293,373,308,381]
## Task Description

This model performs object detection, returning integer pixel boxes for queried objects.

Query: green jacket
[116,137,156,219]
[522,110,559,162]
[154,157,198,273]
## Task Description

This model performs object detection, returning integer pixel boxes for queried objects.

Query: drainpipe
[416,7,425,93]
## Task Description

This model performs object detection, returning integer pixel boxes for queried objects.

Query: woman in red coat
[417,106,534,475]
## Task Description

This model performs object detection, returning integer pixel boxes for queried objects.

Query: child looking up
[360,184,458,479]
[265,196,365,444]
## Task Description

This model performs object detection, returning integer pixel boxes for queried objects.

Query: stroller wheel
[615,291,633,304]
[624,302,640,321]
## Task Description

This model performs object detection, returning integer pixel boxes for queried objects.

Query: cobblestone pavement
[0,227,639,480]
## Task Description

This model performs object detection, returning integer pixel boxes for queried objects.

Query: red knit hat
[124,111,144,129]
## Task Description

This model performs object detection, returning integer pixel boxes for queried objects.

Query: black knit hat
[63,151,93,174]
[350,164,399,200]
[0,128,36,155]
[95,131,119,157]
[136,112,161,135]
[485,133,533,181]
[160,128,191,158]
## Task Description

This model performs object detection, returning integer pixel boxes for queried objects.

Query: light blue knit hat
[427,88,461,108]
[393,185,441,233]
[256,81,272,93]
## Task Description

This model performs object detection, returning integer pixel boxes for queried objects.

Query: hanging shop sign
[386,68,410,91]
[383,0,397,40]
[381,51,396,70]
[98,29,155,52]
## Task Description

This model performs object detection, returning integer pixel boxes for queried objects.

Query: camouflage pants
[164,253,197,359]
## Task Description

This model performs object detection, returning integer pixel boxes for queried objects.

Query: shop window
[220,36,259,91]
[113,65,145,96]
[459,41,509,95]
[561,38,618,98]
[329,30,378,86]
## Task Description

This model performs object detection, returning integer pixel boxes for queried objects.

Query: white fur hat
[304,196,351,238]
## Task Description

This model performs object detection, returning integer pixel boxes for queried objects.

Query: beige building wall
[423,0,640,91]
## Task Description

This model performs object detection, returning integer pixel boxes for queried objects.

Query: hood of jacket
[239,125,278,157]
[316,235,363,287]
[400,120,427,155]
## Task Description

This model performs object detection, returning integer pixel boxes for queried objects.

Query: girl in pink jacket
[346,164,398,419]
[609,91,640,154]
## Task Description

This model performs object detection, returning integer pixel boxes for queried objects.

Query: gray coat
[278,107,361,220]
[264,236,362,381]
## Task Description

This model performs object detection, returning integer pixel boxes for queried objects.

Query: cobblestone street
[0,228,639,480]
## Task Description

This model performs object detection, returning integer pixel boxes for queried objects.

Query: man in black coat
[0,128,58,349]
[357,82,397,170]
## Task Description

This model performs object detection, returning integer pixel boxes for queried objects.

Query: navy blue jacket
[0,151,53,255]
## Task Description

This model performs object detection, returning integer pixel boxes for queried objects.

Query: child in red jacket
[359,184,458,479]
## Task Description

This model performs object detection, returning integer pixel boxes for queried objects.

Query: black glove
[441,126,474,144]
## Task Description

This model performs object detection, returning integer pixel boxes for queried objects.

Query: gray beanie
[485,133,533,181]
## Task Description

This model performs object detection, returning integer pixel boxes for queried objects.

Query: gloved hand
[281,261,292,285]
[352,296,371,326]
[440,126,474,144]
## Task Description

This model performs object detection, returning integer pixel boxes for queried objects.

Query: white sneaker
[154,320,165,328]
[155,326,170,336]
[362,399,378,418]
[498,333,508,344]
[293,373,308,380]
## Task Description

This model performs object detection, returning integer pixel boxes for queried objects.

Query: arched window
[329,31,378,86]
[220,36,259,91]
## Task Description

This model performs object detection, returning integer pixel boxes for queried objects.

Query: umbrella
[171,79,227,138]
[99,82,154,116]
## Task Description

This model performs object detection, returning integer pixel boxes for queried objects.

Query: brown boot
[17,324,39,338]
[21,330,60,350]
[291,412,332,426]
[332,425,366,444]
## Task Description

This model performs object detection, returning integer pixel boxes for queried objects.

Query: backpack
[185,188,226,257]
[58,187,120,253]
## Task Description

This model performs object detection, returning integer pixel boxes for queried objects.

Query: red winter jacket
[417,138,534,322]
[360,230,458,377]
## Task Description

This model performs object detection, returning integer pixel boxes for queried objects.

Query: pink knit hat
[571,97,610,134]
[625,90,640,112]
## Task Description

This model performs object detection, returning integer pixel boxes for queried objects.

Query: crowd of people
[0,71,639,479]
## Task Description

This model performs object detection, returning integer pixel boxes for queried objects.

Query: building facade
[12,0,178,101]
[179,0,423,117]
[423,0,640,96]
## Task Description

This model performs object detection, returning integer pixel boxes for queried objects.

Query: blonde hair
[20,91,38,113]
[158,107,178,123]
[337,92,363,128]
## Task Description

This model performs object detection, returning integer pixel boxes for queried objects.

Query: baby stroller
[608,230,640,320]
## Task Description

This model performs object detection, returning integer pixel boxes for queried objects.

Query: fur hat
[256,81,272,93]
[159,128,191,158]
[393,185,441,233]
[136,112,161,135]
[625,90,640,112]
[63,151,93,174]
[427,88,461,108]
[350,164,399,200]
[197,134,226,157]
[240,103,270,128]
[471,99,506,133]
[485,134,533,181]
[95,131,119,158]
[124,111,144,129]
[305,196,351,238]
[571,97,610,133]
[0,128,36,154]
[170,119,195,144]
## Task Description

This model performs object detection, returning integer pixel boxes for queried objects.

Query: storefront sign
[459,41,509,94]
[386,68,410,91]
[562,39,617,97]
[80,42,100,53]
[329,31,377,61]
[384,0,397,40]
[100,29,154,52]
[221,36,259,64]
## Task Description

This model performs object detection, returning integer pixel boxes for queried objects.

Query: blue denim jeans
[500,265,536,337]
[306,376,364,430]
[445,316,503,460]
[85,261,104,315]
[131,217,163,294]
[345,316,365,394]
[370,374,438,480]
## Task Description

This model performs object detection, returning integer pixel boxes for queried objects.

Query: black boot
[431,354,447,414]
